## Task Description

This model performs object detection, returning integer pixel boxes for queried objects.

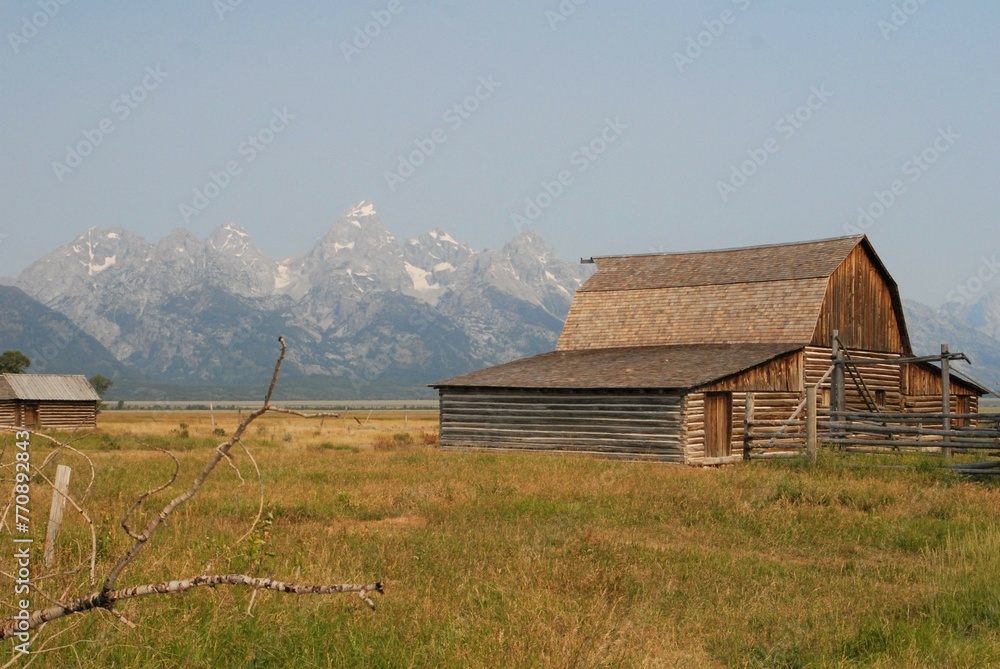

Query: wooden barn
[432,235,986,464]
[0,374,101,430]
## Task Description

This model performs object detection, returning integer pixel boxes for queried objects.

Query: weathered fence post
[830,331,845,440]
[941,343,952,459]
[806,386,818,464]
[743,392,754,460]
[44,464,72,569]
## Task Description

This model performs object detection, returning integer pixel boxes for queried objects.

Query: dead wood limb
[227,439,264,550]
[120,448,180,542]
[1,576,384,639]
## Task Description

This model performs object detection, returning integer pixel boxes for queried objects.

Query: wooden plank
[44,465,72,569]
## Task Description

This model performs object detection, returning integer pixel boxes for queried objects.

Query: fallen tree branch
[1,575,384,639]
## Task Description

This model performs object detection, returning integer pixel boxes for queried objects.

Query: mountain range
[6,202,592,399]
[3,204,998,399]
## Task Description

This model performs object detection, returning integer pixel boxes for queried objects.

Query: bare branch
[120,448,180,541]
[0,575,383,639]
[228,439,264,550]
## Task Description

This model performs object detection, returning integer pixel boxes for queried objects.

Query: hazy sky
[2,1,998,306]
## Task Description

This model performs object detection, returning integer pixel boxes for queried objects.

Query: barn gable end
[810,241,910,354]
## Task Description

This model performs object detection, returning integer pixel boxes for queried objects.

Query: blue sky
[2,1,998,306]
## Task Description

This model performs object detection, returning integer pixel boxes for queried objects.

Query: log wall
[37,402,98,430]
[0,402,17,427]
[439,388,686,461]
[0,401,98,430]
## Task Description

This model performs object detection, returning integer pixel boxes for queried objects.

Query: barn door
[955,396,969,428]
[705,392,733,458]
[24,403,40,428]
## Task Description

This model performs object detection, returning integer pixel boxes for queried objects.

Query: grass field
[3,409,1000,667]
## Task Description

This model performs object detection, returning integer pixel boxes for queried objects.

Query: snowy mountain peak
[208,222,255,257]
[346,200,377,222]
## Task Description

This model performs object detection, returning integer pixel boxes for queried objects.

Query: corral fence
[744,333,1000,470]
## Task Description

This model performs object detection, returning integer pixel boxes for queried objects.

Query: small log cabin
[0,374,101,430]
[432,235,987,464]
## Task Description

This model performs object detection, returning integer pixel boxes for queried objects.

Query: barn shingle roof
[581,235,865,291]
[432,343,803,390]
[558,235,879,350]
[0,374,101,401]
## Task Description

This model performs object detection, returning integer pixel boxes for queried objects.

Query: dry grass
[3,410,1000,667]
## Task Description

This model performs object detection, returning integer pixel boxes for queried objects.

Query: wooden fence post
[831,331,845,440]
[942,343,952,459]
[806,386,818,464]
[44,464,72,569]
[743,392,754,460]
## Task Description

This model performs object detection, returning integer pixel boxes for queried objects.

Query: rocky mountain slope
[903,299,1000,391]
[14,202,592,398]
[0,285,124,378]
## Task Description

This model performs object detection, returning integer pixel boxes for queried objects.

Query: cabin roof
[432,343,804,390]
[0,374,101,402]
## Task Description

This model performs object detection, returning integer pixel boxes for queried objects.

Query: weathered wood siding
[701,350,804,393]
[811,245,906,354]
[439,388,686,461]
[902,364,980,397]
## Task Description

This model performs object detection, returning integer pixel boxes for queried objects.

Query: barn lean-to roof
[432,343,803,390]
[0,374,101,402]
